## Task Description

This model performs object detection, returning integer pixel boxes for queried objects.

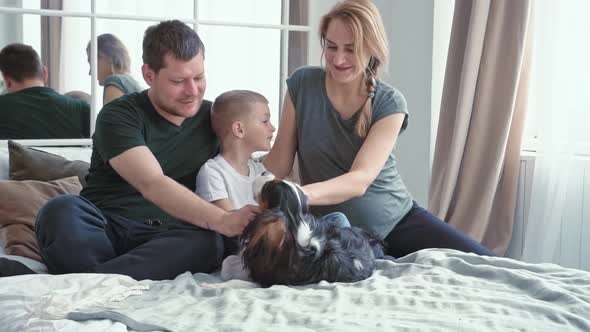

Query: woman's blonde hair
[87,33,131,74]
[319,0,389,137]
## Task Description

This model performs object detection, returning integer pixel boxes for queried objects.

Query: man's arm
[211,199,234,211]
[109,146,257,236]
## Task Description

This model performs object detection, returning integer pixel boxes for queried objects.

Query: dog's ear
[252,172,275,204]
[250,212,287,251]
[242,210,291,280]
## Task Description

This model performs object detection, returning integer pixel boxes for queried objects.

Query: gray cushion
[8,140,90,186]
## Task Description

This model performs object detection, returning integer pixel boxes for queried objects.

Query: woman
[87,33,143,105]
[264,0,494,258]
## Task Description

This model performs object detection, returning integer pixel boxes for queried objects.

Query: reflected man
[0,43,90,139]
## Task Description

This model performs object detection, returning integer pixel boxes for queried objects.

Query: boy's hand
[214,205,261,237]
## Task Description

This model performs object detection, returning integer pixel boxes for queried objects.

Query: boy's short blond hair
[211,90,269,138]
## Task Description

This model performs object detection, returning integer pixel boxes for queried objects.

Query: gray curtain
[288,0,308,75]
[40,0,63,91]
[429,0,533,255]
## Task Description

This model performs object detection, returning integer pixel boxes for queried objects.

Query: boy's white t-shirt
[195,154,267,209]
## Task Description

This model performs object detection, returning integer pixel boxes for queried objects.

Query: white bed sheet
[2,249,590,332]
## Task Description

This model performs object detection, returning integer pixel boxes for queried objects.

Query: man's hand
[213,205,261,237]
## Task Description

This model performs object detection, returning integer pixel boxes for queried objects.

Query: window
[0,0,310,144]
[522,0,590,155]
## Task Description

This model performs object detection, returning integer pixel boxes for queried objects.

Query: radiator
[505,154,590,270]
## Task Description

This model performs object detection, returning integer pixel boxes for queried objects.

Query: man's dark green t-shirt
[0,86,90,139]
[80,91,219,225]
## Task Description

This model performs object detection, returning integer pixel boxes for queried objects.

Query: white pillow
[38,146,93,163]
[0,144,9,180]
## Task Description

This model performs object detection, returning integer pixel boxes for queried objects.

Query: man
[0,43,90,139]
[34,20,259,281]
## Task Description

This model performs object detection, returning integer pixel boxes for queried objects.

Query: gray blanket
[2,249,589,331]
[60,249,590,331]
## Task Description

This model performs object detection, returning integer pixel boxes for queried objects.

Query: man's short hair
[142,20,204,73]
[0,43,43,82]
[211,90,269,138]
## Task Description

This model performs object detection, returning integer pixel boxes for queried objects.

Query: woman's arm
[263,93,297,178]
[302,113,406,206]
[103,85,125,104]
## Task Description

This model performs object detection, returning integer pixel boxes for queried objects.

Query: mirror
[94,18,150,104]
[96,0,193,20]
[0,11,93,139]
[1,0,309,141]
[200,25,282,129]
[198,0,280,25]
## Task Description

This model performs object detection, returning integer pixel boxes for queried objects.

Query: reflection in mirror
[0,12,92,139]
[289,31,309,76]
[199,25,281,129]
[86,33,144,105]
[94,19,150,106]
[0,73,5,94]
[289,0,309,74]
[198,0,281,25]
[289,0,309,25]
[0,0,45,10]
[0,0,90,11]
[96,0,193,20]
[0,0,311,141]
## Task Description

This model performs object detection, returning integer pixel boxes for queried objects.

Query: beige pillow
[0,176,82,261]
[0,224,42,261]
[8,140,90,186]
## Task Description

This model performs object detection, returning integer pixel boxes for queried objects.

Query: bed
[2,143,590,331]
[2,248,590,331]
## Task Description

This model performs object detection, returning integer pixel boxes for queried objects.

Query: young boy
[195,90,350,281]
[196,90,274,211]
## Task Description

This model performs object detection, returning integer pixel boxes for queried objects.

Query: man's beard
[153,93,202,118]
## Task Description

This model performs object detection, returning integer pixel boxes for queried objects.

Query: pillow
[0,176,82,262]
[8,140,90,186]
[0,224,43,261]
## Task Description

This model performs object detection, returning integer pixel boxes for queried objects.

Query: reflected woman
[87,33,143,105]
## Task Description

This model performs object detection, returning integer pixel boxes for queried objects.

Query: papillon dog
[240,174,384,287]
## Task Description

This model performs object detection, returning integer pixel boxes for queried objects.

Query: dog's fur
[240,178,384,287]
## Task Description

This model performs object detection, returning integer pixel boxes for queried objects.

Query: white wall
[379,0,434,206]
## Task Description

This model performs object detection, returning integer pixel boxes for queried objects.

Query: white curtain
[521,0,590,268]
